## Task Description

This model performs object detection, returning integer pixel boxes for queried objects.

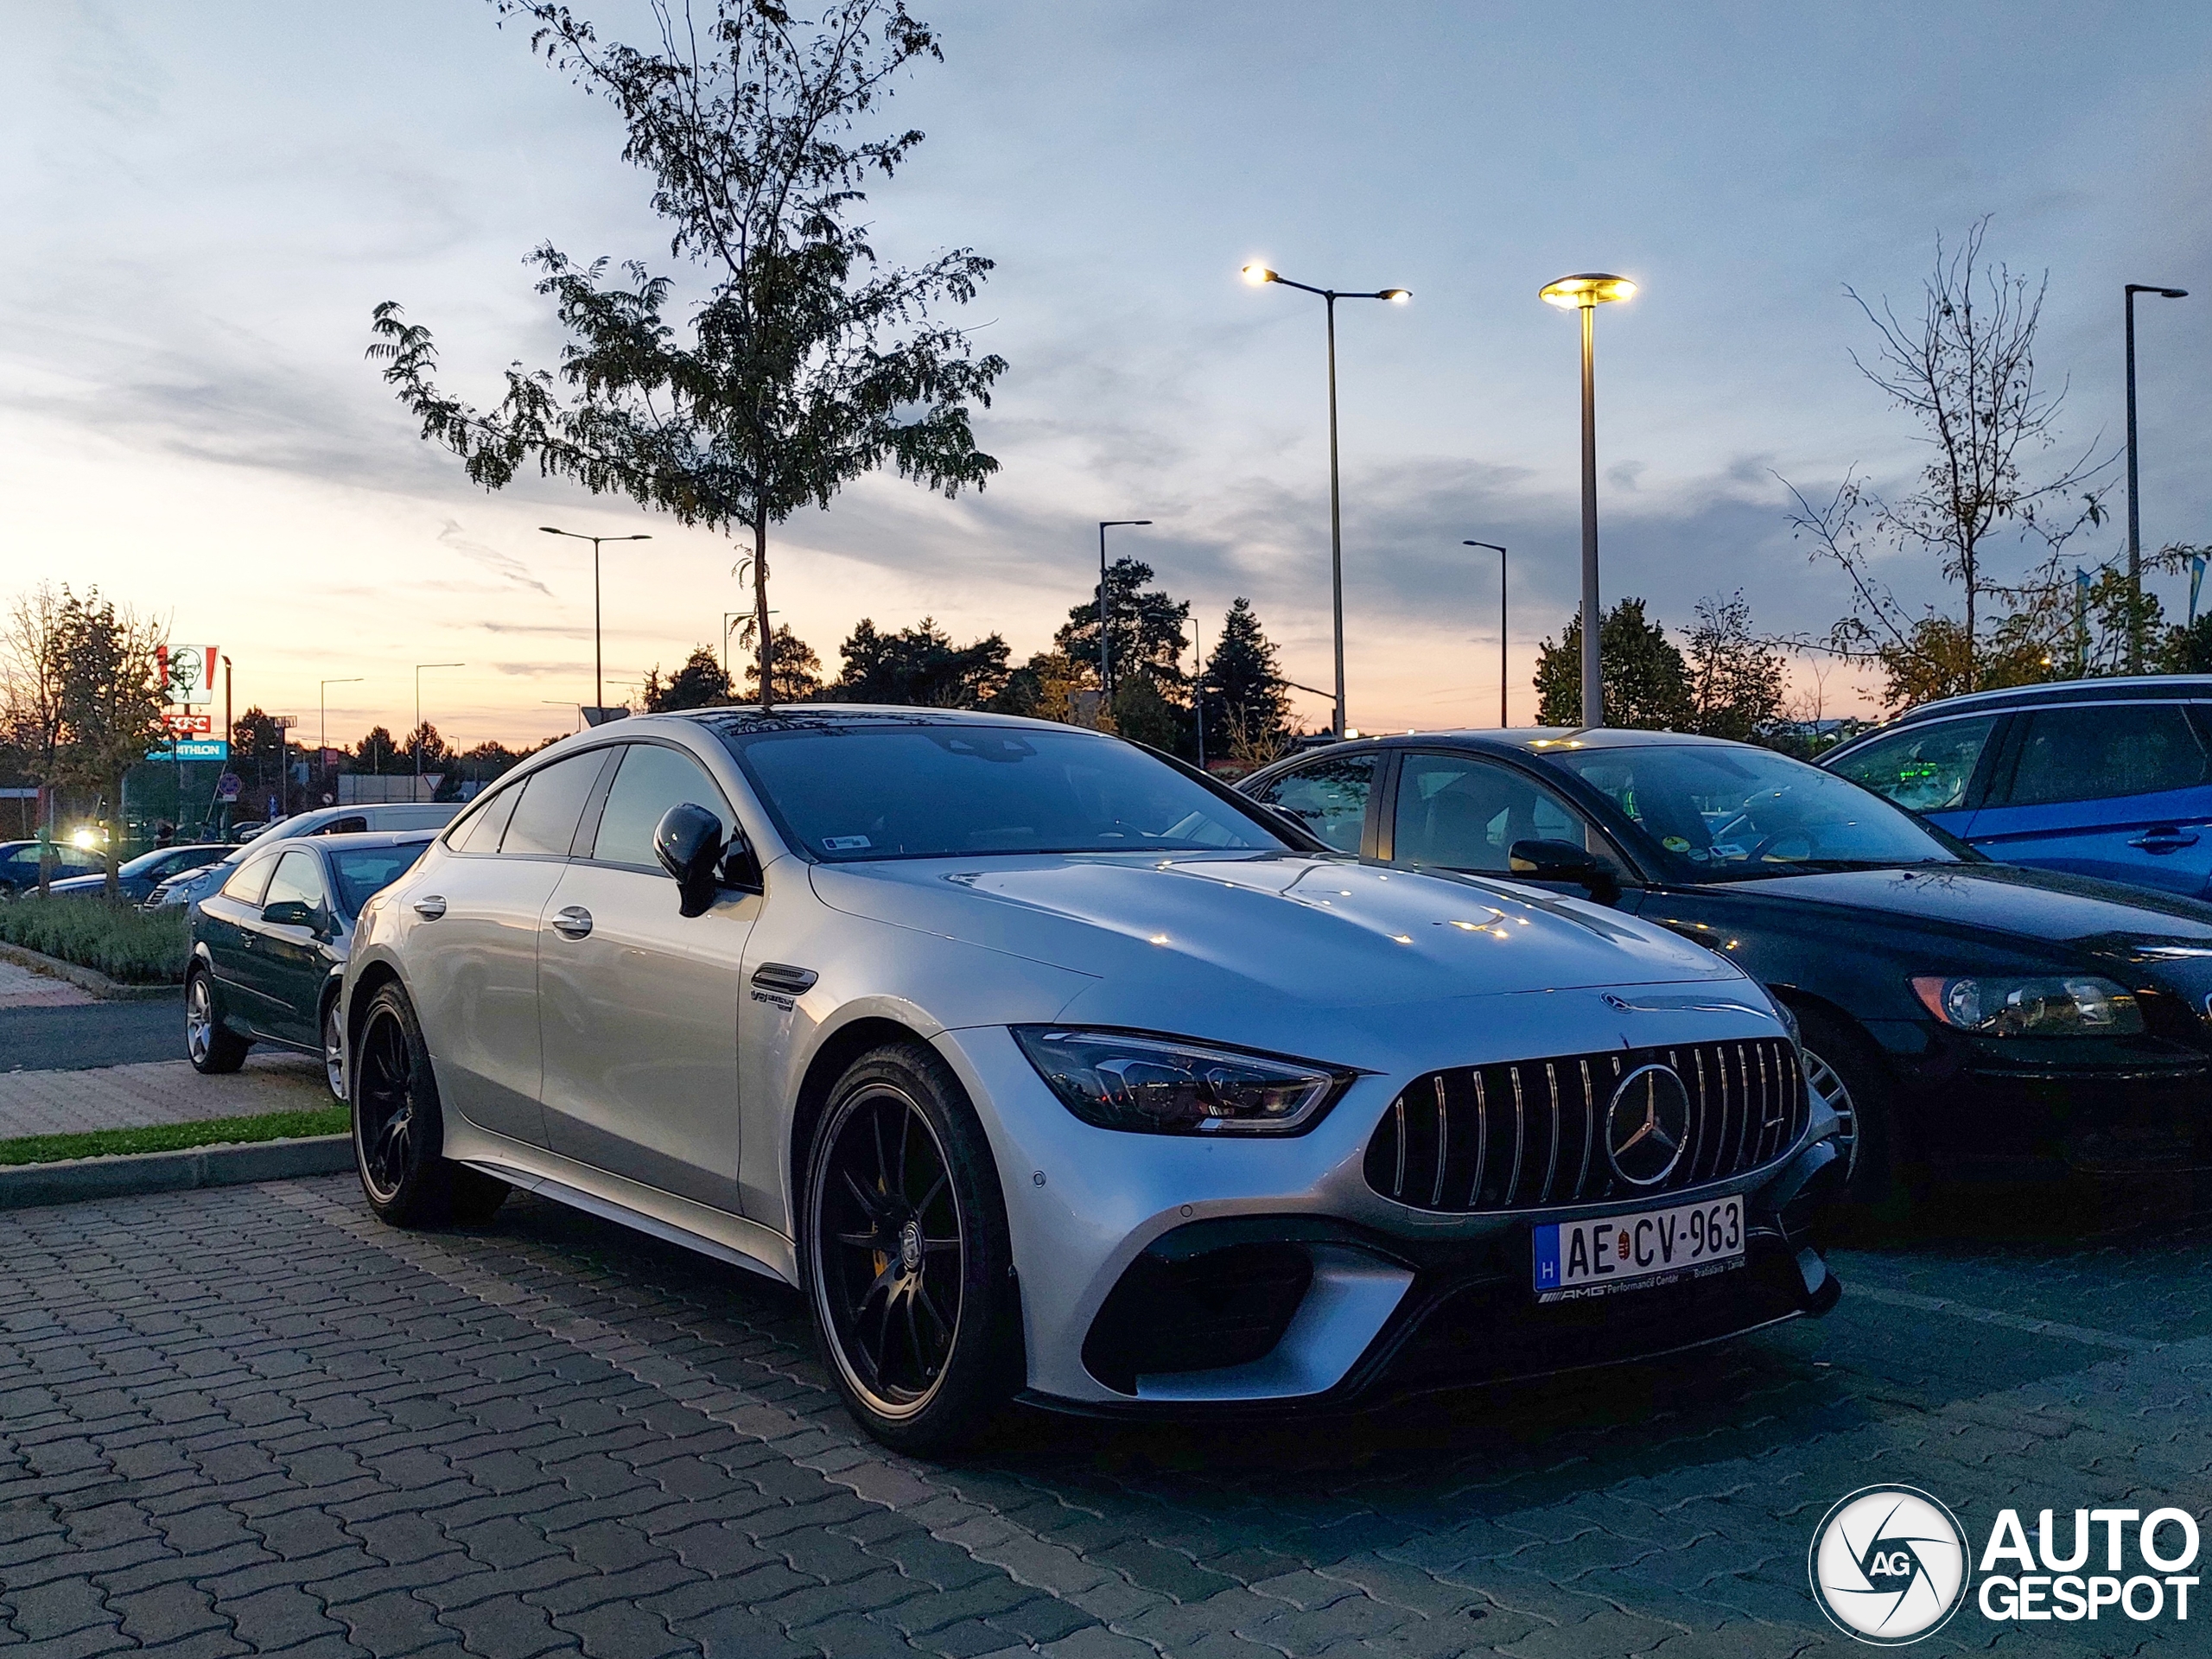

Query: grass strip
[0,1107,349,1167]
[0,896,188,984]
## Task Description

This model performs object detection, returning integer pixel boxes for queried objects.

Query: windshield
[1548,743,1961,879]
[725,723,1290,861]
[328,844,429,917]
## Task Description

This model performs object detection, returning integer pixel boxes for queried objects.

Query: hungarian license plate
[1531,1195,1744,1303]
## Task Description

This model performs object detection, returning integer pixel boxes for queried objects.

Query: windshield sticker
[822,835,872,851]
[1662,836,1692,853]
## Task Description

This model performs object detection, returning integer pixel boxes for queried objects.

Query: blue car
[46,843,229,904]
[1822,677,2212,899]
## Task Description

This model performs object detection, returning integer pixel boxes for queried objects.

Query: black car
[186,830,436,1097]
[46,842,229,904]
[1243,728,2212,1205]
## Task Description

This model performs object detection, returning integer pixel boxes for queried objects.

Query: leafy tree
[351,725,408,775]
[52,589,168,894]
[0,584,67,890]
[824,617,1008,707]
[1201,599,1288,760]
[1784,219,2110,707]
[740,626,823,704]
[402,722,453,779]
[2161,611,2212,674]
[1109,676,1181,751]
[368,0,1005,711]
[989,649,1089,723]
[1683,593,1785,741]
[643,646,734,712]
[1535,598,1689,730]
[1054,557,1191,700]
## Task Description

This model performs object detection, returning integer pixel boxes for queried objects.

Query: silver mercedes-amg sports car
[340,706,1844,1451]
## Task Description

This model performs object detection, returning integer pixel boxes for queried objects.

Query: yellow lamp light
[1241,263,1277,285]
[1539,272,1637,309]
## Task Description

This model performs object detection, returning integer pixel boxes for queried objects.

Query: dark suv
[1822,677,2212,901]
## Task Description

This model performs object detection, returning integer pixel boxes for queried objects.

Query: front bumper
[936,1020,1843,1411]
[1876,1024,2212,1178]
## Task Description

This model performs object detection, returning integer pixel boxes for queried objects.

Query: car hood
[1694,863,2212,963]
[810,852,1745,1013]
[43,874,110,894]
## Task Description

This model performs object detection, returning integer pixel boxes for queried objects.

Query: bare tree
[1784,220,2110,706]
[1,585,70,893]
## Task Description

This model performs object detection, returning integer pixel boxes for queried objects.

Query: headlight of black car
[1910,975,2144,1037]
[1012,1027,1356,1135]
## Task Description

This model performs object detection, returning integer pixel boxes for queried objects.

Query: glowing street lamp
[1540,272,1637,728]
[1243,262,1411,738]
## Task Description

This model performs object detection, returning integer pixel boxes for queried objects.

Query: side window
[1393,753,1593,873]
[448,784,521,855]
[593,745,727,871]
[1828,715,1999,813]
[221,850,283,906]
[2003,704,2211,808]
[1250,753,1376,854]
[499,751,611,857]
[263,849,330,917]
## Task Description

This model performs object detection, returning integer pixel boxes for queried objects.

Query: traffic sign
[216,772,242,803]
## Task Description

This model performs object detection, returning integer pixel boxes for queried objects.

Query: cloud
[435,518,551,596]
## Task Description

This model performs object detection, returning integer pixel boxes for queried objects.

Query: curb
[0,1135,353,1210]
[0,940,179,1002]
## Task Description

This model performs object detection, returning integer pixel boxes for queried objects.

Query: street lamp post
[1462,542,1508,727]
[1540,273,1637,728]
[1243,264,1410,738]
[319,677,362,803]
[2125,283,2189,671]
[541,527,652,715]
[1096,521,1153,702]
[413,663,463,791]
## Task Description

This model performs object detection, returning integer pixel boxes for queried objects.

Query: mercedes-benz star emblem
[1605,1064,1693,1187]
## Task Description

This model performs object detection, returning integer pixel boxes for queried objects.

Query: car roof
[679,703,1081,737]
[281,830,439,854]
[1262,727,1756,760]
[1872,676,2212,728]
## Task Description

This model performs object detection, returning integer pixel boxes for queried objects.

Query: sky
[4,1,2210,749]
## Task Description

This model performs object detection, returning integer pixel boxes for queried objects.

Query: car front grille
[1364,1037,1807,1214]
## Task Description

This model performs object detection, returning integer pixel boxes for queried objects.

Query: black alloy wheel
[351,983,507,1228]
[804,1043,1019,1453]
[184,966,249,1074]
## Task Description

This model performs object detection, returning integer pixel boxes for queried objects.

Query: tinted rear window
[500,752,609,857]
[329,845,429,916]
[2004,704,2212,807]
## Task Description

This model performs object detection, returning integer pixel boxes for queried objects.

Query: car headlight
[1910,975,2144,1037]
[1012,1027,1356,1135]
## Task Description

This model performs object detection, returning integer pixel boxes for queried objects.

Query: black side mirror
[261,899,315,927]
[1508,838,1620,903]
[654,803,727,917]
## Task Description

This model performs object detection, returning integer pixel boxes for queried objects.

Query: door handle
[2127,828,2199,854]
[550,906,594,939]
[413,896,447,919]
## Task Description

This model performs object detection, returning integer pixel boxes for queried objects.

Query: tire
[1799,1007,1909,1229]
[801,1041,1020,1455]
[351,982,509,1229]
[185,966,250,1074]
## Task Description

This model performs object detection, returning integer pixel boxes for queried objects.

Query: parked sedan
[342,708,1840,1452]
[1823,676,2212,900]
[0,839,107,896]
[150,803,459,911]
[47,843,228,904]
[186,831,436,1097]
[1243,729,2212,1207]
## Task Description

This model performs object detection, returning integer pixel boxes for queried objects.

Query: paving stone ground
[2,1173,2206,1658]
[0,1056,328,1140]
[0,964,94,1012]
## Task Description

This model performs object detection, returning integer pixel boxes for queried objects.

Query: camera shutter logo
[1808,1485,1971,1645]
[1604,1064,1691,1187]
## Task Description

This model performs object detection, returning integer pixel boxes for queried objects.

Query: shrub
[0,896,189,984]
